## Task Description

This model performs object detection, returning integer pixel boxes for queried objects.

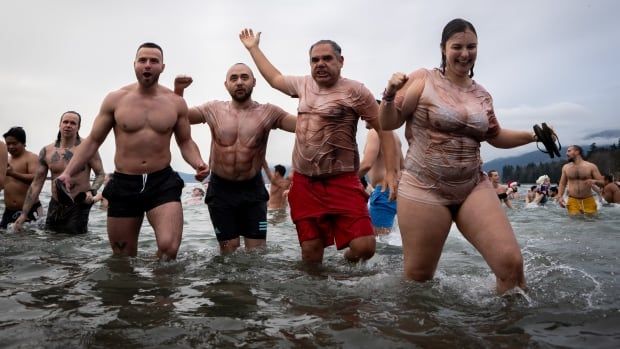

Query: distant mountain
[584,129,620,139]
[178,172,199,183]
[482,150,559,176]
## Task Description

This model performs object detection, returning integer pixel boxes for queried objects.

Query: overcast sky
[1,0,618,174]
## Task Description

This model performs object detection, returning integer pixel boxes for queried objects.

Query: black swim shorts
[45,196,93,234]
[102,166,184,218]
[0,201,42,229]
[205,173,269,242]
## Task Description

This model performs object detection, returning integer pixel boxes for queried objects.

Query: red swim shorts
[288,172,373,250]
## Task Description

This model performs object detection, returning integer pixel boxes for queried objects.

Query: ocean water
[1,183,619,348]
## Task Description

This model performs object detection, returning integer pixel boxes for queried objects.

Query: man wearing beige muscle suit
[57,42,209,260]
[557,145,604,215]
[174,63,296,253]
[240,29,397,264]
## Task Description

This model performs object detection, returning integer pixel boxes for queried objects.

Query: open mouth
[143,72,153,78]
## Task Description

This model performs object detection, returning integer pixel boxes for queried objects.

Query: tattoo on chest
[63,150,73,162]
[51,151,61,163]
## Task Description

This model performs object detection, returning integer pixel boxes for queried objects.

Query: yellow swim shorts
[566,196,598,215]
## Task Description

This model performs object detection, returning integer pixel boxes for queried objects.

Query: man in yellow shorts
[557,145,604,215]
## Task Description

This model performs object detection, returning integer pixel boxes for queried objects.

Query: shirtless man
[57,42,208,260]
[358,125,404,235]
[601,174,620,204]
[1,127,41,229]
[557,145,604,215]
[14,111,105,234]
[175,63,296,253]
[488,170,513,209]
[0,140,7,190]
[263,163,291,210]
[240,29,397,264]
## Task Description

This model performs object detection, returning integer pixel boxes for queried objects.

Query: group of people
[2,18,616,295]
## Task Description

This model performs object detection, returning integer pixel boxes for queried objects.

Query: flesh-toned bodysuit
[395,68,500,206]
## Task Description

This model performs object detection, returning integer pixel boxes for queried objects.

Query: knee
[157,238,181,260]
[220,239,241,254]
[498,250,524,282]
[301,242,324,264]
[404,267,434,282]
[347,237,376,262]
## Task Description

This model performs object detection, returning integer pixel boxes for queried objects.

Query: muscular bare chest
[115,95,178,134]
[212,110,270,148]
[567,165,591,180]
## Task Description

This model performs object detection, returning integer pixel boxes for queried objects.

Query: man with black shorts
[240,29,397,264]
[174,63,296,253]
[14,111,105,234]
[57,43,208,260]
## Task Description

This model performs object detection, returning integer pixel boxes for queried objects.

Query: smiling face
[442,29,478,78]
[4,136,25,157]
[224,64,256,103]
[134,47,164,88]
[309,43,343,88]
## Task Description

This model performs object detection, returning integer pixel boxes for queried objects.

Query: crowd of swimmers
[2,19,619,295]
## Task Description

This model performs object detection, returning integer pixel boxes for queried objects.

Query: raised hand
[239,28,261,50]
[174,75,193,96]
[385,72,409,96]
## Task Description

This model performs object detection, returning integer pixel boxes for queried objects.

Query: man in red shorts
[240,29,397,264]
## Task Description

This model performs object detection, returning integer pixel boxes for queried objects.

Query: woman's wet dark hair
[440,18,477,78]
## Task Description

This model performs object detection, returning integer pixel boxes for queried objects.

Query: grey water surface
[1,184,619,348]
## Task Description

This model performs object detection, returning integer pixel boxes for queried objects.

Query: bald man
[175,63,296,254]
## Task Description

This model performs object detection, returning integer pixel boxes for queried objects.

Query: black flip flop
[55,179,74,206]
[533,123,561,158]
[542,123,561,158]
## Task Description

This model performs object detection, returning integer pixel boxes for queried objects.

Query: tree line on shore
[501,140,620,184]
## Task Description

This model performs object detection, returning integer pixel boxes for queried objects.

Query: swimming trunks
[0,201,42,229]
[566,196,598,215]
[288,172,373,249]
[205,172,269,242]
[45,196,93,234]
[369,185,397,228]
[102,166,184,218]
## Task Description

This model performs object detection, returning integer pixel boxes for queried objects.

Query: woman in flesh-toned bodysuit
[380,18,542,294]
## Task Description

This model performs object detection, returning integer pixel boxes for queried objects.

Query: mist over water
[1,183,619,348]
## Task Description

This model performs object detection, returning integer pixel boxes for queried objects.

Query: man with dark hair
[2,127,41,229]
[557,145,604,215]
[263,162,291,211]
[488,170,513,209]
[174,63,296,253]
[14,111,106,234]
[602,174,620,204]
[240,28,397,264]
[57,42,208,260]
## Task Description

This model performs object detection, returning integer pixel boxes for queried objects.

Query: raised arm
[173,75,206,125]
[380,72,424,131]
[14,147,49,231]
[239,29,289,95]
[280,114,297,133]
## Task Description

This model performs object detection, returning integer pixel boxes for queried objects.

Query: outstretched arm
[240,28,289,95]
[487,128,536,149]
[60,92,116,191]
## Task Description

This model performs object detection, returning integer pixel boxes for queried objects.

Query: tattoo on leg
[114,241,128,251]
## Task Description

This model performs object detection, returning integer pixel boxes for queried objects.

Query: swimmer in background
[489,170,513,209]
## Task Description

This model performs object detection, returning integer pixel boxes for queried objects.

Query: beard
[230,88,252,103]
[136,72,160,88]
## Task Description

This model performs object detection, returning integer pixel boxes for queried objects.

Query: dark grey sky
[1,0,618,172]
